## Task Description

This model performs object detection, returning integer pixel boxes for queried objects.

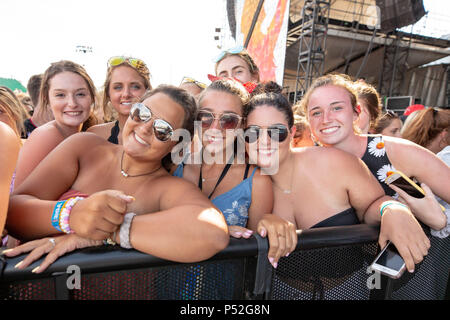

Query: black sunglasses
[130,103,174,142]
[244,125,290,143]
[196,110,243,130]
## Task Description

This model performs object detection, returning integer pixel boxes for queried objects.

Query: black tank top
[107,120,120,145]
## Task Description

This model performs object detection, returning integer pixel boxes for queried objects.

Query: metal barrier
[0,224,448,300]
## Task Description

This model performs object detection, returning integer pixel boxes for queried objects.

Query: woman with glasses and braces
[87,56,151,145]
[300,74,450,246]
[5,85,229,272]
[172,78,296,268]
[243,87,435,275]
[14,60,98,189]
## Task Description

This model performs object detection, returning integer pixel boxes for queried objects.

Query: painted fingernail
[269,257,274,265]
[273,262,278,269]
[285,252,290,257]
[31,266,40,273]
[14,261,23,269]
[2,249,13,255]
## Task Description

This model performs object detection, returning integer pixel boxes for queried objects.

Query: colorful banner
[232,0,290,84]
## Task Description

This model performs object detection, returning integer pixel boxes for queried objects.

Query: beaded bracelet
[380,201,409,216]
[119,213,137,249]
[51,196,85,233]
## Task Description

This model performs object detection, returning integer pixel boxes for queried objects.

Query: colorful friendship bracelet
[51,196,85,233]
[380,201,409,216]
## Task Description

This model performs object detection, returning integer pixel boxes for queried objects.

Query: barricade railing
[0,224,448,300]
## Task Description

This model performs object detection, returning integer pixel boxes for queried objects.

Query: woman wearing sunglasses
[243,89,436,273]
[299,74,449,239]
[14,60,98,189]
[5,85,229,272]
[87,56,151,145]
[214,46,260,84]
[172,79,296,268]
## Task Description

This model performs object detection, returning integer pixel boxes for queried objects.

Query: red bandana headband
[207,74,257,94]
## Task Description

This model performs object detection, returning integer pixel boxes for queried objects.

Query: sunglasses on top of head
[108,56,148,71]
[196,110,243,130]
[130,103,174,142]
[244,125,290,143]
[213,45,245,63]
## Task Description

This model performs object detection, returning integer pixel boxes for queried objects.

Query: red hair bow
[207,74,257,94]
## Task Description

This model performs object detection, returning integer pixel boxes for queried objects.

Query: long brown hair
[37,60,98,131]
[401,108,450,148]
[0,86,29,138]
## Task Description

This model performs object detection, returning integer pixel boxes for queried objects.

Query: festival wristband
[59,197,84,234]
[380,202,409,216]
[51,200,66,232]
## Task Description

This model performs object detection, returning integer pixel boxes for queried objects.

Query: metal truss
[293,0,331,103]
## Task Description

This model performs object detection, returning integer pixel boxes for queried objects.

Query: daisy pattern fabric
[361,135,397,196]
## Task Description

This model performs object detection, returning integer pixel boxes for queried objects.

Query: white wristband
[119,213,136,249]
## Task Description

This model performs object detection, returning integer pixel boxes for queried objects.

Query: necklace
[272,159,295,194]
[120,151,161,178]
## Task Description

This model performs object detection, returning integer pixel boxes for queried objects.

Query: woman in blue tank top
[173,79,297,266]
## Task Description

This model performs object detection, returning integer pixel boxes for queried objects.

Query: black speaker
[376,0,426,32]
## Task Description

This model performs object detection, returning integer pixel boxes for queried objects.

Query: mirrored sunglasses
[108,56,147,71]
[213,45,245,63]
[244,125,289,143]
[130,103,174,142]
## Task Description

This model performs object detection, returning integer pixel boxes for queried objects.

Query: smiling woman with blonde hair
[87,56,152,145]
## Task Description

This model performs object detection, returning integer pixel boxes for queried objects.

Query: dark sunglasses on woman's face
[130,103,174,142]
[244,124,289,143]
[196,110,242,130]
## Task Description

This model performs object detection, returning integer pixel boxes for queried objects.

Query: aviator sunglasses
[180,77,207,89]
[130,103,174,142]
[196,110,243,130]
[244,124,290,143]
[108,56,148,71]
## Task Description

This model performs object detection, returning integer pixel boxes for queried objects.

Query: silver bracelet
[119,213,137,249]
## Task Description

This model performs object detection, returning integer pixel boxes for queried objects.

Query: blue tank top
[173,162,258,227]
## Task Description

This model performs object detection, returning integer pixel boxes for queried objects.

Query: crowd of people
[0,46,449,284]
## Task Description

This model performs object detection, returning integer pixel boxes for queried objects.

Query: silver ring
[48,238,56,248]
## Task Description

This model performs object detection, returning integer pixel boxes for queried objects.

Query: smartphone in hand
[386,171,445,211]
[385,171,425,198]
[370,241,406,279]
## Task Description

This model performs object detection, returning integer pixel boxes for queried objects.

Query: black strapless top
[107,120,120,145]
[311,207,359,229]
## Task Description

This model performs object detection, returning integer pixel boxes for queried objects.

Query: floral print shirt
[173,163,257,227]
[361,135,396,196]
